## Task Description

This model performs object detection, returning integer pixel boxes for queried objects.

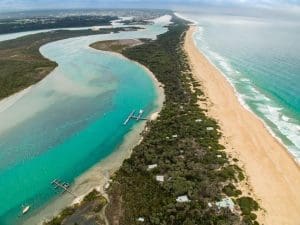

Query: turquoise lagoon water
[0,15,170,225]
[178,11,300,160]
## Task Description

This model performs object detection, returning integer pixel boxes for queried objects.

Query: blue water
[179,11,300,160]
[0,15,171,225]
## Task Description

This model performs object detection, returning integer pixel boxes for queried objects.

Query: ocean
[0,15,171,225]
[178,10,300,161]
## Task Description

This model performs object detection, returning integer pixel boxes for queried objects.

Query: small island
[90,39,143,54]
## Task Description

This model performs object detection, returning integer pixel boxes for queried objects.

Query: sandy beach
[185,25,300,225]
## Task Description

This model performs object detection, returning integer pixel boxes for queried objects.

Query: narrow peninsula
[44,16,260,225]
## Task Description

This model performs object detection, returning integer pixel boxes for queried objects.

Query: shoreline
[189,25,300,167]
[24,121,147,225]
[88,39,165,118]
[23,49,165,225]
[190,29,300,166]
[0,86,33,113]
[185,25,300,225]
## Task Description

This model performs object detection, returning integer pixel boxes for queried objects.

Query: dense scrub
[0,26,138,100]
[106,16,259,225]
[90,39,142,54]
[0,16,117,34]
[44,190,107,225]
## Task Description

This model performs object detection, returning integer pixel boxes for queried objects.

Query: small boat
[63,182,70,188]
[22,205,30,215]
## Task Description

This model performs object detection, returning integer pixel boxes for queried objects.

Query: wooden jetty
[51,179,77,198]
[123,110,136,125]
[123,109,147,125]
[135,109,144,121]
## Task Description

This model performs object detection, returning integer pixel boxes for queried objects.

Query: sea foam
[190,22,300,161]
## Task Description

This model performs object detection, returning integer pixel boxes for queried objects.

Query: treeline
[106,16,259,225]
[0,16,118,34]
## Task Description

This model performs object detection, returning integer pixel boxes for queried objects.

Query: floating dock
[135,109,144,120]
[51,179,77,198]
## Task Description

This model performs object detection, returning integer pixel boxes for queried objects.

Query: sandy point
[185,25,300,225]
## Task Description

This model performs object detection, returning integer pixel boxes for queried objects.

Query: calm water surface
[0,15,171,225]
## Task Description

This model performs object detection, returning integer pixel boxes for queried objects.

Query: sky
[0,0,299,12]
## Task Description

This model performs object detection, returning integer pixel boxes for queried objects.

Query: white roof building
[137,217,145,222]
[156,175,164,182]
[216,197,235,212]
[176,195,191,203]
[147,164,157,170]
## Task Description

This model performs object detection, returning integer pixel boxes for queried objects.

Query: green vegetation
[237,197,259,224]
[44,189,107,225]
[0,15,118,34]
[104,16,260,225]
[0,26,139,100]
[90,39,142,54]
[45,206,76,225]
[122,19,153,25]
[14,13,260,225]
[222,184,242,197]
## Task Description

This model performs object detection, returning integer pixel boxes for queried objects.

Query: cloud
[0,0,299,11]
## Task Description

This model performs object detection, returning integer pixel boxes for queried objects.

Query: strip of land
[41,17,260,225]
[104,17,259,225]
[185,25,300,225]
[0,15,117,34]
[90,39,143,53]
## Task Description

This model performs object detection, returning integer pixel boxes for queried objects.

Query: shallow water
[178,11,300,160]
[0,15,171,225]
